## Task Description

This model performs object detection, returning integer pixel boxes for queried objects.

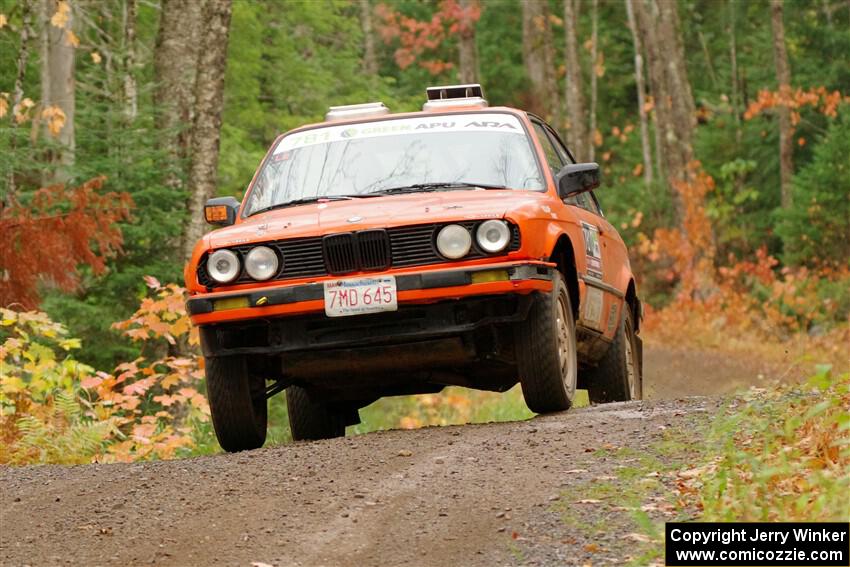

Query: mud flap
[634,333,644,377]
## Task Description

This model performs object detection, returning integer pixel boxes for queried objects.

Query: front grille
[358,230,391,271]
[197,221,521,287]
[323,233,359,274]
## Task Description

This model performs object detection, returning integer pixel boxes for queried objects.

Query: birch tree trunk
[563,0,588,160]
[588,0,599,161]
[181,0,233,260]
[625,0,653,186]
[122,0,137,123]
[522,0,561,128]
[359,0,378,77]
[457,0,478,84]
[40,0,76,184]
[154,0,204,190]
[770,0,793,209]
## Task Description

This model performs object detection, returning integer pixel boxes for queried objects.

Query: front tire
[206,356,268,452]
[585,307,642,403]
[515,271,578,413]
[286,386,346,441]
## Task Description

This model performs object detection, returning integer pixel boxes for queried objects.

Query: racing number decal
[581,222,603,279]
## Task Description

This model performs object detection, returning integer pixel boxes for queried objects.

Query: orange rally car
[184,84,643,452]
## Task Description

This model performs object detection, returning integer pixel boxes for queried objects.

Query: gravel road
[0,346,780,567]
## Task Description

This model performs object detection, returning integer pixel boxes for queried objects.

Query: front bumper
[187,261,554,326]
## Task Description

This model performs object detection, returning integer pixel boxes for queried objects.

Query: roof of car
[283,105,528,138]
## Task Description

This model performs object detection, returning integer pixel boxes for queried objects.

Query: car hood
[206,190,549,248]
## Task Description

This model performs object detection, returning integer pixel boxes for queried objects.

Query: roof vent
[423,84,488,111]
[325,102,389,122]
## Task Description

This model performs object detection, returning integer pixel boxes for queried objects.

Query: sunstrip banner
[274,113,526,153]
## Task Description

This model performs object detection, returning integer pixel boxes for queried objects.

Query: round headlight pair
[207,246,279,283]
[436,220,512,259]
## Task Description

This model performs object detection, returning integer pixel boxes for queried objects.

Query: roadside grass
[694,367,850,522]
[551,424,707,566]
[545,368,850,565]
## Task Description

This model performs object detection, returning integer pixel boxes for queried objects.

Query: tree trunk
[154,0,204,190]
[633,0,697,222]
[588,0,598,161]
[521,0,561,128]
[122,0,137,123]
[359,0,378,77]
[7,0,35,200]
[181,0,233,261]
[563,0,588,160]
[624,0,653,186]
[40,0,76,184]
[770,0,793,209]
[729,0,742,144]
[457,0,478,84]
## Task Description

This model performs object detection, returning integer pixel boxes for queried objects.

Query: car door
[534,121,626,340]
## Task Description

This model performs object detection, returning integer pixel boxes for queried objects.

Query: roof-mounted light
[325,102,389,122]
[423,84,488,111]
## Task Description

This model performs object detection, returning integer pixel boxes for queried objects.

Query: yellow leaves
[65,29,79,48]
[42,105,66,137]
[632,163,643,177]
[0,13,8,28]
[2,281,208,465]
[0,93,7,119]
[50,0,71,28]
[90,51,102,64]
[1,376,26,395]
[592,129,603,147]
[14,97,35,124]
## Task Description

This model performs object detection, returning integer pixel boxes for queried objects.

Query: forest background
[0,0,848,464]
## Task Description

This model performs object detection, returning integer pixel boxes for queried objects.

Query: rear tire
[206,356,268,452]
[586,307,642,403]
[286,386,346,441]
[515,271,578,413]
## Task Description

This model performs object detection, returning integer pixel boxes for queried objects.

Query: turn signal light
[470,269,509,284]
[205,205,229,223]
[213,297,250,311]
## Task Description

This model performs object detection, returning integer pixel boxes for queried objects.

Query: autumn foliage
[0,176,133,309]
[0,278,207,464]
[376,0,481,75]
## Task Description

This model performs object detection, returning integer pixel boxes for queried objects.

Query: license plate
[323,276,398,317]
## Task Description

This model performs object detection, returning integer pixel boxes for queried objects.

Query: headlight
[207,249,240,283]
[245,246,279,281]
[476,220,511,253]
[436,224,472,259]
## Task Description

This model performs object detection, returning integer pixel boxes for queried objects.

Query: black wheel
[286,385,346,441]
[515,271,578,413]
[586,307,642,403]
[206,355,268,452]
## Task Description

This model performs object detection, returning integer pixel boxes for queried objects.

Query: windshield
[243,112,545,216]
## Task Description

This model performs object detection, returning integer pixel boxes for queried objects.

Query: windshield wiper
[373,182,510,195]
[249,195,359,216]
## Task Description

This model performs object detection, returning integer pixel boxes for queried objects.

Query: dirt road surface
[0,347,786,567]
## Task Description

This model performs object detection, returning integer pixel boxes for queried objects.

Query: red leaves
[375,0,480,75]
[0,177,132,309]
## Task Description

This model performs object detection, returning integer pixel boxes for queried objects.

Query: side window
[575,192,601,215]
[543,125,574,165]
[531,122,564,175]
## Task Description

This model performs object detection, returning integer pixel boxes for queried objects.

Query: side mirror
[204,196,240,226]
[556,162,601,199]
